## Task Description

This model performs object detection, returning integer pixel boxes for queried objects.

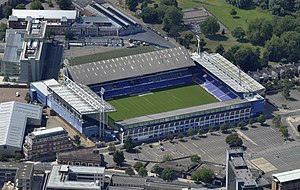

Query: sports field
[108,85,218,121]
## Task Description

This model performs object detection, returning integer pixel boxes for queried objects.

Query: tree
[282,86,290,100]
[30,0,44,10]
[160,0,178,7]
[0,22,6,41]
[230,8,237,16]
[14,153,22,162]
[64,31,74,40]
[0,153,8,162]
[2,5,12,18]
[272,116,281,128]
[238,121,246,129]
[257,114,265,125]
[141,7,160,24]
[198,129,204,136]
[123,136,134,151]
[35,152,40,161]
[74,135,81,148]
[134,161,144,171]
[152,164,163,175]
[46,29,56,40]
[215,44,225,55]
[265,36,287,62]
[15,3,26,9]
[48,0,53,7]
[138,167,148,177]
[279,125,288,138]
[191,167,214,183]
[200,17,220,35]
[25,91,31,103]
[161,168,174,181]
[247,18,273,45]
[108,143,116,153]
[226,0,254,9]
[220,123,229,133]
[113,150,125,166]
[187,128,196,136]
[163,154,172,162]
[249,118,255,126]
[163,6,183,34]
[232,27,246,40]
[58,0,72,10]
[191,155,201,163]
[185,32,194,41]
[125,167,135,176]
[126,0,138,11]
[226,133,243,147]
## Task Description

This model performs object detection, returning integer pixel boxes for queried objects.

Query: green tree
[187,128,196,136]
[279,125,288,138]
[74,135,81,148]
[64,31,74,40]
[46,29,56,40]
[30,0,44,10]
[138,167,148,177]
[126,0,138,11]
[48,0,53,7]
[163,6,183,35]
[163,154,172,161]
[198,129,204,136]
[257,114,266,125]
[14,153,22,162]
[125,167,135,176]
[220,123,229,133]
[232,27,246,40]
[226,133,243,147]
[185,32,193,41]
[58,0,72,10]
[108,143,116,153]
[191,155,201,163]
[247,18,273,45]
[123,136,134,151]
[230,8,237,16]
[161,168,174,181]
[191,167,214,183]
[152,164,163,175]
[238,121,246,129]
[160,0,178,7]
[2,5,12,18]
[200,17,220,35]
[134,161,144,171]
[215,44,225,55]
[249,118,255,126]
[25,91,31,103]
[0,23,6,40]
[0,153,8,162]
[265,36,287,62]
[15,3,26,9]
[272,116,281,128]
[282,87,290,100]
[141,7,159,24]
[35,152,40,161]
[113,150,125,166]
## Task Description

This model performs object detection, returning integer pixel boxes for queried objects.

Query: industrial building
[0,162,34,190]
[46,165,105,190]
[67,47,265,143]
[23,127,74,161]
[226,148,261,190]
[0,101,42,155]
[272,169,300,190]
[30,77,115,139]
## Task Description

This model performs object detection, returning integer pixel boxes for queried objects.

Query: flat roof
[116,98,249,127]
[3,32,23,63]
[31,79,59,96]
[47,165,105,190]
[68,47,195,85]
[11,9,77,20]
[32,127,64,137]
[0,101,42,149]
[0,162,34,180]
[192,52,265,93]
[273,169,300,183]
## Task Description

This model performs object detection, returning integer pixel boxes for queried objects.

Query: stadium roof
[68,47,195,85]
[47,77,115,115]
[0,101,42,149]
[192,52,265,94]
[273,169,300,183]
[116,98,249,127]
[10,9,77,20]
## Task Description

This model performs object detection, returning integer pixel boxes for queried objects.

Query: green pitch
[108,85,218,121]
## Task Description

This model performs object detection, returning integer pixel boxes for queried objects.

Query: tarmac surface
[0,87,28,103]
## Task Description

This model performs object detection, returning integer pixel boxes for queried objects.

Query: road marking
[192,143,198,147]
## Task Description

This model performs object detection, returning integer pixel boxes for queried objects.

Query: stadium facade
[66,47,265,143]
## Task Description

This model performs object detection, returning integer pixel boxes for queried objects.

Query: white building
[0,101,42,155]
[46,165,105,190]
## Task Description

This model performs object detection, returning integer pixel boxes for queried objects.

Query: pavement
[0,87,28,103]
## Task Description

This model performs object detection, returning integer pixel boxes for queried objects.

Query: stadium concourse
[65,47,266,143]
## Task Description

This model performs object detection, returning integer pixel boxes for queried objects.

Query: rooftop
[192,52,265,94]
[68,47,195,85]
[3,32,23,63]
[31,127,65,137]
[0,101,42,149]
[10,9,77,20]
[272,169,300,183]
[0,162,34,180]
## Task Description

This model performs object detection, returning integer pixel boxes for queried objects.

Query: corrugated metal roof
[0,101,42,149]
[273,169,300,183]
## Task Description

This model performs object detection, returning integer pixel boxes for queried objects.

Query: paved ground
[64,46,125,59]
[0,87,28,103]
[267,89,300,109]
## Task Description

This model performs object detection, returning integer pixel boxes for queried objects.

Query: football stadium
[65,47,266,143]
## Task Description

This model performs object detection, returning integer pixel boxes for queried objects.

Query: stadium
[65,47,266,143]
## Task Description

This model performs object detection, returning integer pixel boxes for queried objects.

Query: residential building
[23,127,74,161]
[0,162,34,190]
[46,165,105,190]
[0,101,42,155]
[226,148,261,190]
[57,147,102,167]
[272,169,300,190]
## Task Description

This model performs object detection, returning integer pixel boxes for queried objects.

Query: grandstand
[67,47,266,143]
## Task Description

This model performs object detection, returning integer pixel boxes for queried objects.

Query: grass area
[69,46,155,65]
[108,84,218,121]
